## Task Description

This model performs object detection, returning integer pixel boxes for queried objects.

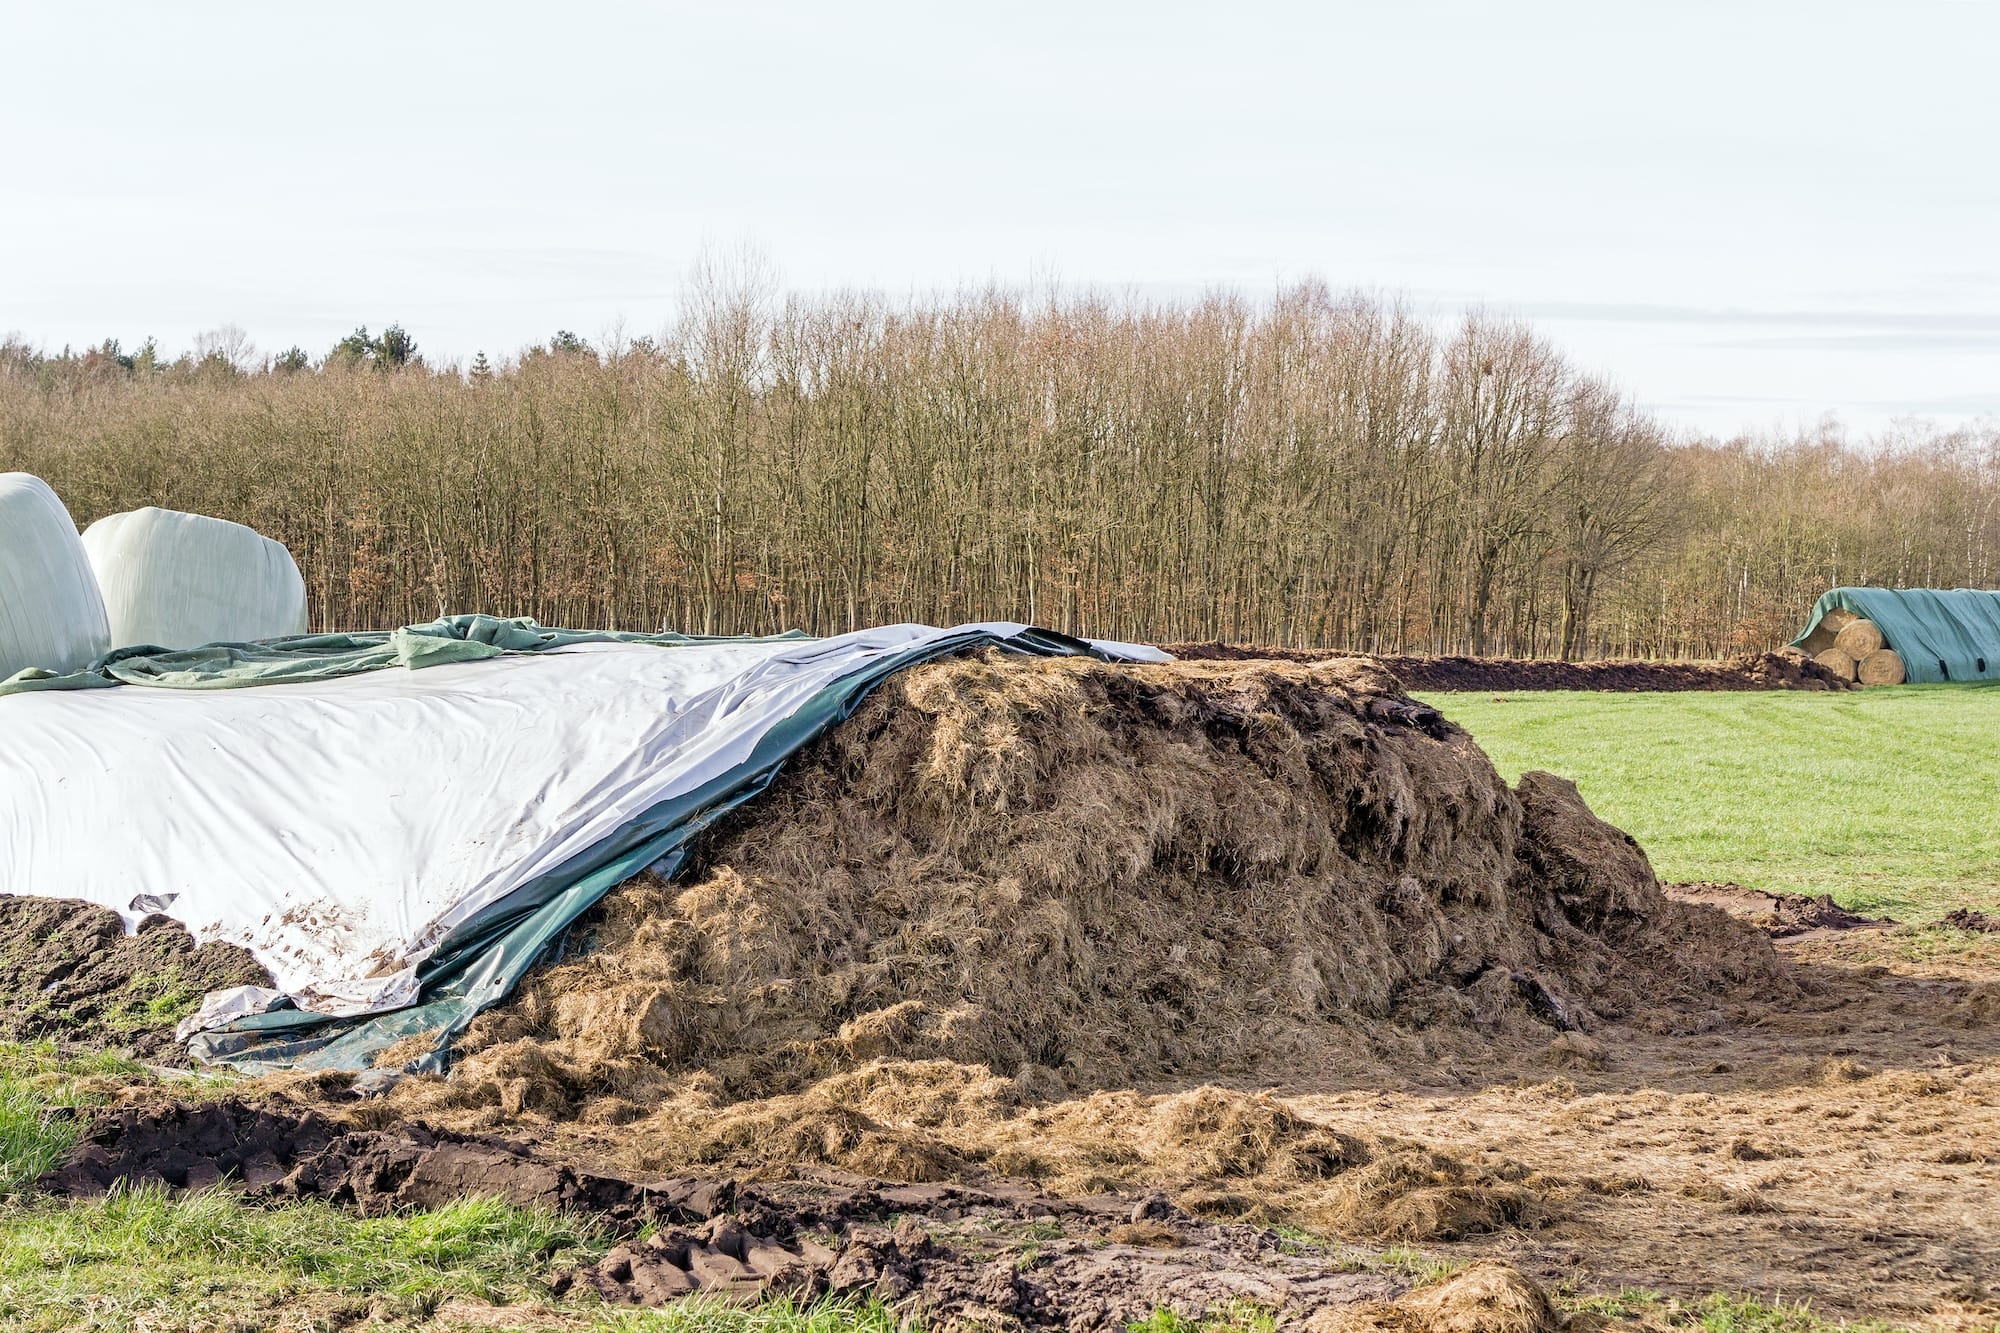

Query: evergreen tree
[376,324,417,367]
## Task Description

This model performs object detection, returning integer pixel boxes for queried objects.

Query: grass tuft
[1126,1302,1278,1333]
[0,1042,147,1194]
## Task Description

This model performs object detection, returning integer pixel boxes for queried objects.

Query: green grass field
[1421,683,2000,922]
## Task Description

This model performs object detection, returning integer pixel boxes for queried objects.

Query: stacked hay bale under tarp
[1794,587,2000,685]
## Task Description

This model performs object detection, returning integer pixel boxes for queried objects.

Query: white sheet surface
[1,623,1165,1016]
[0,473,111,678]
[84,507,310,651]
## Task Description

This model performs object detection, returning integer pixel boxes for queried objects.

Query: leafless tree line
[4,282,1996,658]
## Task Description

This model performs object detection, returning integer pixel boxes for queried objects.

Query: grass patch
[1422,684,2000,922]
[1375,1243,1463,1286]
[0,1043,601,1331]
[1126,1302,1277,1333]
[0,1185,600,1330]
[0,1043,148,1194]
[592,1297,907,1332]
[1563,1289,1905,1333]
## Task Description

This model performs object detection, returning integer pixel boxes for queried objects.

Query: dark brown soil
[0,896,271,1060]
[1944,907,2000,934]
[42,1097,1405,1332]
[1164,645,1853,693]
[1665,882,1893,938]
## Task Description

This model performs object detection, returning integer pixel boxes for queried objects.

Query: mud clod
[0,897,270,1060]
[1666,883,1891,938]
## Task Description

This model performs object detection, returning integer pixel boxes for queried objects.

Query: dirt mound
[319,652,1788,1238]
[1165,643,1851,692]
[0,896,270,1060]
[45,1095,1459,1331]
[1665,883,1892,938]
[414,656,1782,1106]
[1944,908,2000,934]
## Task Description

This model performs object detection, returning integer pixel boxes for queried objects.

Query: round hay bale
[1833,619,1884,659]
[1813,648,1857,682]
[1821,607,1859,633]
[1857,648,1905,687]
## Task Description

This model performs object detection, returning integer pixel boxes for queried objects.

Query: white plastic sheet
[0,625,1170,1019]
[83,507,309,651]
[0,473,112,679]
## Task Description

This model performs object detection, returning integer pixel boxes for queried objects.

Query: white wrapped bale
[0,473,112,678]
[83,507,309,651]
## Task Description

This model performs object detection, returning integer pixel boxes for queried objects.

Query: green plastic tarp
[1792,588,2000,684]
[161,620,1118,1075]
[0,613,810,698]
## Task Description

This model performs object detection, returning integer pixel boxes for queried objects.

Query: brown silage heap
[384,651,1785,1224]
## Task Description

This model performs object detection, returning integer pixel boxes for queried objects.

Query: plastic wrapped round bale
[0,473,113,679]
[83,507,309,651]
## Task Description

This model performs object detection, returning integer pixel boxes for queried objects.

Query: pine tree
[469,351,493,382]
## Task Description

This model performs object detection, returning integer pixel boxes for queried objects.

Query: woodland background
[5,278,1993,659]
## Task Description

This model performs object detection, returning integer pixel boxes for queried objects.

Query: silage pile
[374,651,1786,1232]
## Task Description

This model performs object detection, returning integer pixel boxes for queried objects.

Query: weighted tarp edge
[186,624,1115,1074]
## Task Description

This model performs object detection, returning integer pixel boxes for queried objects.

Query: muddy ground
[0,895,269,1060]
[26,888,2000,1331]
[1165,645,1851,693]
[1285,898,2000,1328]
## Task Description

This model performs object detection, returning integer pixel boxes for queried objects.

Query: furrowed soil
[18,653,2000,1330]
[1165,644,1854,693]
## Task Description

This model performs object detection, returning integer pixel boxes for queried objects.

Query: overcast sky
[3,1,1994,437]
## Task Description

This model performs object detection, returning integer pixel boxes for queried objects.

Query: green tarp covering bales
[1793,587,2000,684]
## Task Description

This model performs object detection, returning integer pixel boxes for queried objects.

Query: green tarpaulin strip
[186,624,1106,1075]
[1791,588,2000,685]
[0,614,812,698]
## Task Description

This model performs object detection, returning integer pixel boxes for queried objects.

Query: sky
[2,1,1995,437]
